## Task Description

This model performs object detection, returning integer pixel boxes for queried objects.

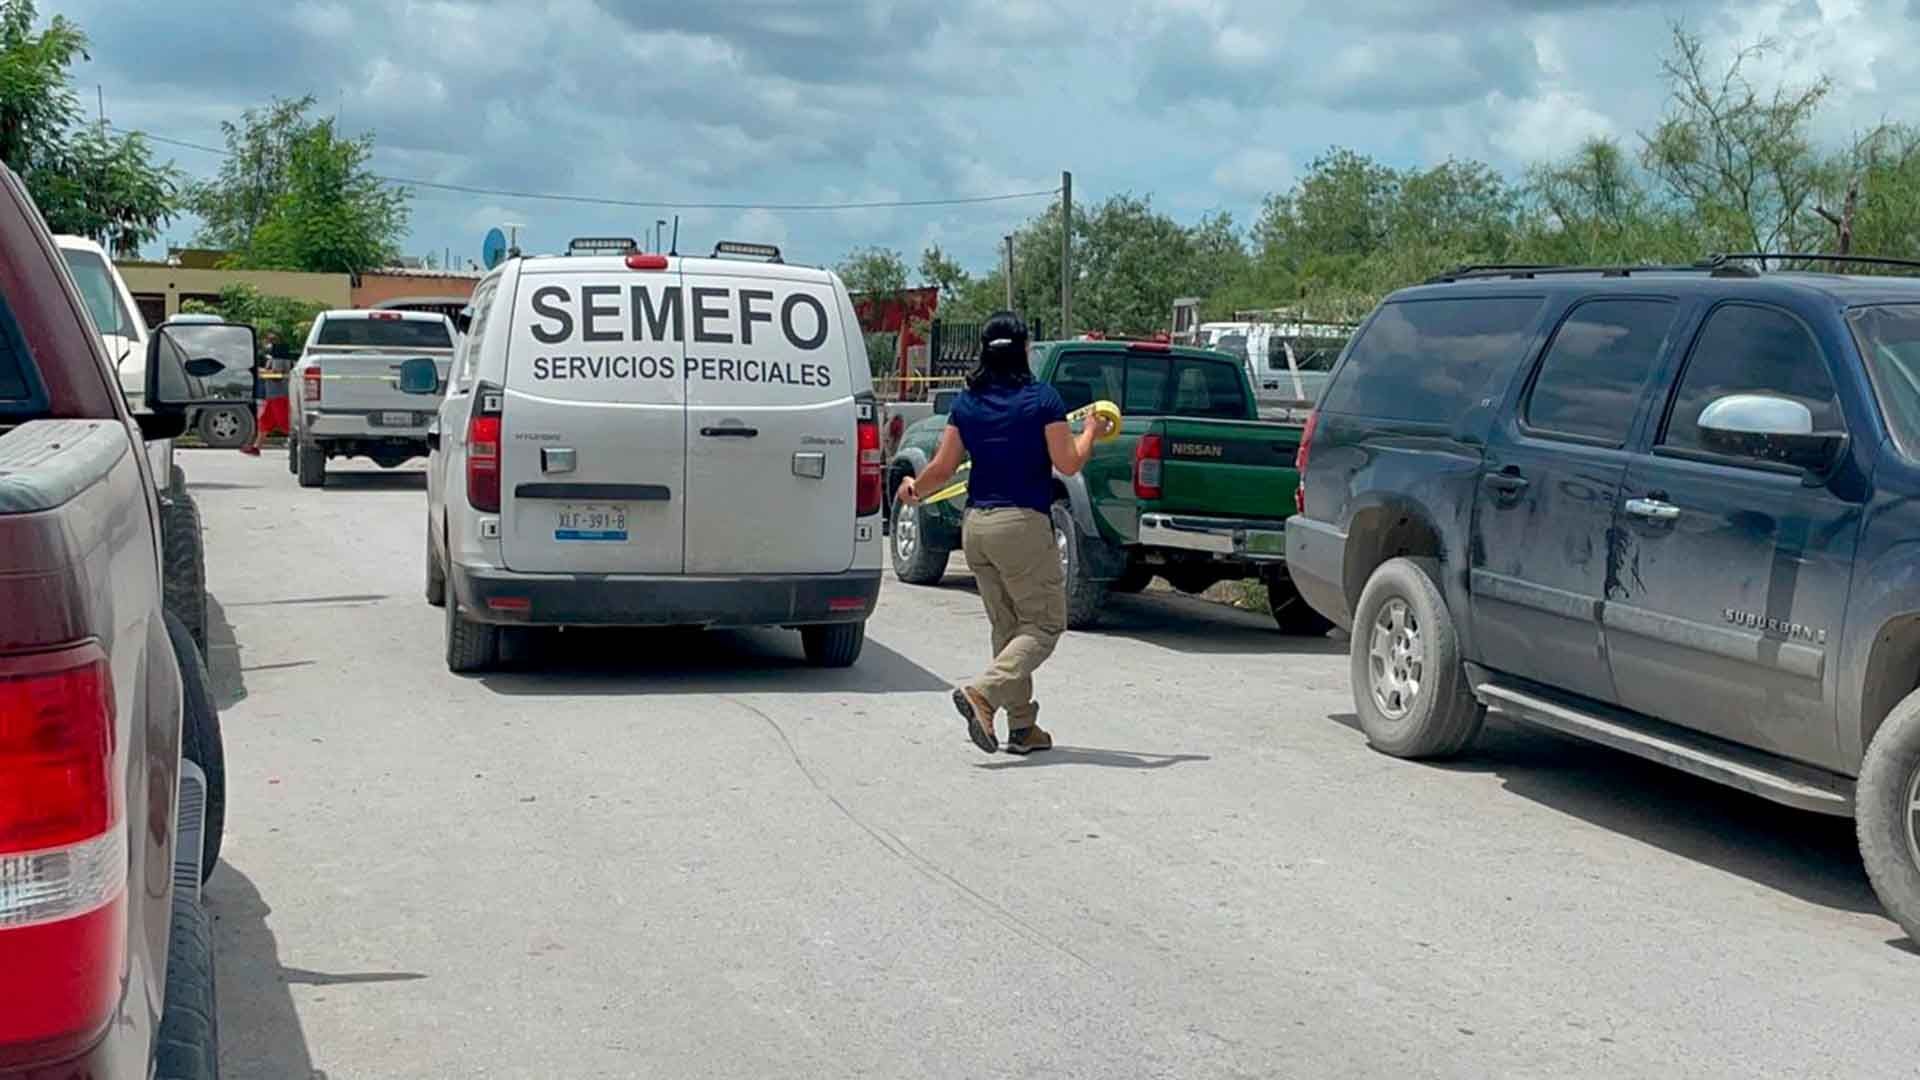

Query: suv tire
[160,490,209,658]
[425,525,446,607]
[1350,557,1483,759]
[889,496,950,585]
[1264,566,1335,636]
[152,893,219,1080]
[445,597,501,673]
[1857,688,1920,943]
[296,438,326,488]
[802,621,866,668]
[1051,500,1108,630]
[164,612,224,885]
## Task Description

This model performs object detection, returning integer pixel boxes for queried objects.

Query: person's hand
[1086,413,1114,439]
[895,475,920,506]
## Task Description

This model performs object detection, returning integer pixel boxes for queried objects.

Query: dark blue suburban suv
[1284,256,1920,941]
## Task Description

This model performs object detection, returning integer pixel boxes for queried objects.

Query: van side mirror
[145,321,257,412]
[1697,393,1846,475]
[397,356,440,395]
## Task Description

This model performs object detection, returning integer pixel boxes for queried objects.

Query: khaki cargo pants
[962,507,1067,727]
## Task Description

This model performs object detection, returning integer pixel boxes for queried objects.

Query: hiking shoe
[952,686,998,754]
[1005,724,1053,755]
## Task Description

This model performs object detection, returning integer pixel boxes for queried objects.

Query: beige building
[119,264,353,327]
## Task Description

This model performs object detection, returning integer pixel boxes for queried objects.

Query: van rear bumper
[450,565,882,628]
[1283,516,1350,630]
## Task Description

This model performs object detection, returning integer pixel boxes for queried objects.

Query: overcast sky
[51,0,1920,273]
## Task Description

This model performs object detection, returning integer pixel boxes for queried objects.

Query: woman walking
[895,312,1112,755]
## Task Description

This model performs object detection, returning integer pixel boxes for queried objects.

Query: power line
[119,125,1062,213]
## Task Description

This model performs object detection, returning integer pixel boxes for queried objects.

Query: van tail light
[302,365,322,403]
[1294,409,1319,515]
[855,397,882,517]
[467,382,503,514]
[0,646,126,1062]
[1134,433,1163,500]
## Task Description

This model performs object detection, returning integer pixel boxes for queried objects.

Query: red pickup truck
[0,165,230,1078]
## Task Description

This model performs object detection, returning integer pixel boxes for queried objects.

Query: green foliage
[0,0,179,253]
[180,283,326,346]
[836,246,910,299]
[188,96,317,253]
[918,245,970,302]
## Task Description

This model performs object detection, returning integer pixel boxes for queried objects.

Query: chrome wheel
[1906,766,1920,874]
[1368,597,1423,720]
[1055,523,1070,575]
[893,501,920,562]
[206,409,241,441]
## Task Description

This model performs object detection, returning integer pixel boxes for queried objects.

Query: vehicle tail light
[625,253,669,271]
[467,383,503,514]
[369,311,401,321]
[1295,409,1319,515]
[1134,433,1163,500]
[856,398,882,517]
[0,647,126,1060]
[302,366,322,403]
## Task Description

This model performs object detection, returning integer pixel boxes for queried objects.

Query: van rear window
[1320,297,1543,422]
[316,318,451,349]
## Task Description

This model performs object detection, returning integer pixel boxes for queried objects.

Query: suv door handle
[700,426,759,438]
[1484,467,1529,493]
[1625,497,1681,522]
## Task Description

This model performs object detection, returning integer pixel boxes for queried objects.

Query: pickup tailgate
[1150,416,1301,520]
[303,346,452,420]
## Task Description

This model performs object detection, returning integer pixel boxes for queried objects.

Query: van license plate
[554,504,628,542]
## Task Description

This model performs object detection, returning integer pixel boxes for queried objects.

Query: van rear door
[680,264,855,574]
[497,262,688,574]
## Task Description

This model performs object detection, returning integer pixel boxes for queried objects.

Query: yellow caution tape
[917,399,1122,507]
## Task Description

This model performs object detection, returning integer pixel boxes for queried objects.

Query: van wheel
[296,439,326,488]
[152,893,218,1080]
[802,622,865,668]
[425,525,446,608]
[1350,557,1483,759]
[164,611,224,884]
[1109,564,1154,594]
[445,598,500,674]
[1264,566,1334,636]
[890,498,950,585]
[1857,688,1920,943]
[1050,501,1108,630]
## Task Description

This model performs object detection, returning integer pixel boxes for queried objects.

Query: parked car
[1286,256,1920,941]
[888,337,1329,632]
[0,164,229,1079]
[416,240,883,673]
[289,308,457,487]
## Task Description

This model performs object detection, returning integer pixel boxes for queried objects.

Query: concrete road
[185,450,1918,1080]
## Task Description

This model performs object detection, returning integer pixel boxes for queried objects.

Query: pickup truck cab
[0,165,230,1079]
[290,308,455,487]
[889,337,1329,632]
[1286,258,1920,941]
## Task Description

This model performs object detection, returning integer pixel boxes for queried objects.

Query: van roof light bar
[713,240,783,263]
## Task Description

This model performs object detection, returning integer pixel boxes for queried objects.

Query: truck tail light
[856,398,882,517]
[0,646,126,1061]
[302,365,322,403]
[1294,409,1319,515]
[467,383,503,514]
[1134,433,1163,500]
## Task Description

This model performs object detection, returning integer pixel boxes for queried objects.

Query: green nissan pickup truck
[886,337,1330,633]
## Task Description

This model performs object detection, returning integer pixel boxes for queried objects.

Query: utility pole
[96,85,105,133]
[655,219,667,254]
[1004,235,1015,309]
[1060,170,1073,338]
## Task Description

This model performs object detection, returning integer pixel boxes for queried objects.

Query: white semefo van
[417,241,885,673]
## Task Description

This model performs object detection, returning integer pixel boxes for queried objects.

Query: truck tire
[1051,500,1108,630]
[152,893,219,1080]
[1350,557,1483,759]
[1857,688,1920,944]
[426,525,447,607]
[297,438,326,488]
[286,431,299,475]
[1109,563,1154,594]
[445,596,500,673]
[1264,566,1335,636]
[160,490,209,658]
[889,498,950,585]
[197,404,253,450]
[802,621,866,668]
[164,611,224,885]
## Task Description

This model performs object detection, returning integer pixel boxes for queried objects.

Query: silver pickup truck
[289,309,455,488]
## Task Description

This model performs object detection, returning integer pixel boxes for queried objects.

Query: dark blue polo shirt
[947,380,1068,513]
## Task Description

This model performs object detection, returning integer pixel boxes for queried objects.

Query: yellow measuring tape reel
[920,399,1122,507]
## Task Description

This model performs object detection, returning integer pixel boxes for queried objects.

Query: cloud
[1212,149,1294,199]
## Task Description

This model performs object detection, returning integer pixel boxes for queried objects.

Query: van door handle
[1625,497,1681,522]
[1484,468,1529,493]
[700,426,759,438]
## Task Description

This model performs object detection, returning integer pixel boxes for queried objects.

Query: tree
[918,245,971,303]
[179,283,326,345]
[836,246,910,298]
[237,118,408,274]
[189,96,319,253]
[1519,137,1702,265]
[0,0,180,252]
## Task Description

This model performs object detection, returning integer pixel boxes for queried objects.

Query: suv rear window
[1320,297,1543,422]
[315,317,451,349]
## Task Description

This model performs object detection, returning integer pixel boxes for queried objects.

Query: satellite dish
[482,227,507,270]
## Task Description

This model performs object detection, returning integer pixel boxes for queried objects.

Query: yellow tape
[917,400,1121,507]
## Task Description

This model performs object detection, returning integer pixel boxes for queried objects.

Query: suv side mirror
[1697,393,1846,475]
[397,356,440,395]
[145,321,257,412]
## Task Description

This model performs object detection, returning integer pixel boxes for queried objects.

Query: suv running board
[1473,678,1854,817]
[173,759,208,903]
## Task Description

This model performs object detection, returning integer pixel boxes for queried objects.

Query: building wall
[352,272,481,310]
[120,265,353,320]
